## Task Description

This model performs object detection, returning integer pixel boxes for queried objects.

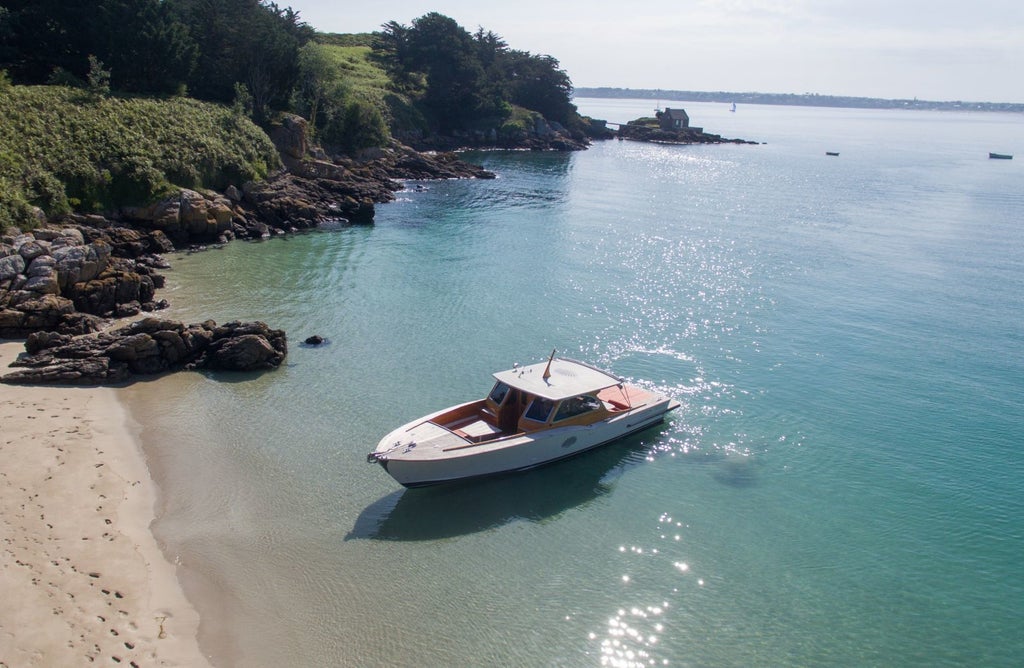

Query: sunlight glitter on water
[596,604,672,668]
[588,507,712,668]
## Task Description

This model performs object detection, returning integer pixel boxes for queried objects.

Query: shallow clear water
[127,100,1024,666]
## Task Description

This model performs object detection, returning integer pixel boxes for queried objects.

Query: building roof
[663,108,689,120]
[492,357,622,401]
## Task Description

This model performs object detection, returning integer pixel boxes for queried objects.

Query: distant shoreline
[575,87,1024,113]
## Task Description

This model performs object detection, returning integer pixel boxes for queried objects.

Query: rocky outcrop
[228,142,498,235]
[1,225,170,338]
[239,169,386,230]
[122,188,239,244]
[384,145,496,181]
[270,113,308,163]
[1,317,287,385]
[395,112,590,152]
[110,140,497,244]
[615,122,759,145]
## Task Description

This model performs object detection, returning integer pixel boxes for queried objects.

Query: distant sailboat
[730,102,737,112]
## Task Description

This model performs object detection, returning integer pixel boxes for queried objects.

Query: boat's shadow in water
[346,428,666,541]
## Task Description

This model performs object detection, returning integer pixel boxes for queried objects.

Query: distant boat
[730,102,737,112]
[825,151,840,156]
[989,152,1013,160]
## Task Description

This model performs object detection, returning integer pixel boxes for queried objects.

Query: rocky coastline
[0,118,517,384]
[1,109,594,385]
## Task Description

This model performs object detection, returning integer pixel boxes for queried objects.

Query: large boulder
[23,255,60,295]
[18,239,51,262]
[67,259,155,317]
[202,333,281,371]
[0,356,130,385]
[32,226,85,247]
[0,252,26,282]
[52,241,112,291]
[270,114,308,161]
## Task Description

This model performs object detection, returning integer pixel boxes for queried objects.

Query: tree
[473,28,507,69]
[294,42,337,136]
[0,0,97,84]
[98,0,197,94]
[372,21,420,93]
[372,12,499,132]
[473,28,511,117]
[506,51,576,126]
[339,98,388,152]
[245,2,311,121]
[371,13,580,134]
[171,0,312,120]
[86,55,111,97]
[0,0,196,94]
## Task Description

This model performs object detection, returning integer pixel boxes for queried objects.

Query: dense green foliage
[372,13,580,134]
[172,0,313,121]
[0,86,280,229]
[0,0,313,121]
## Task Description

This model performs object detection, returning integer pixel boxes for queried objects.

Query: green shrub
[22,167,71,215]
[86,55,111,98]
[0,85,281,228]
[46,68,85,88]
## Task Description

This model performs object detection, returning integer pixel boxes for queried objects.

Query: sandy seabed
[0,341,210,666]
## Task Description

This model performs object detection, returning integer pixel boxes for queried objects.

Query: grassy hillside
[311,41,428,146]
[0,86,281,229]
[324,45,392,96]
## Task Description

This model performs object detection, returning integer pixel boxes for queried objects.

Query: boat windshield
[554,395,601,422]
[488,381,511,405]
[524,397,555,423]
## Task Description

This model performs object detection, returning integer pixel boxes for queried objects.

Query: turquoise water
[127,100,1024,666]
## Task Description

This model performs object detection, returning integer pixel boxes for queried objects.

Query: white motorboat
[368,353,680,487]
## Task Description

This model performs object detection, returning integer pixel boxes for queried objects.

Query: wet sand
[0,341,210,666]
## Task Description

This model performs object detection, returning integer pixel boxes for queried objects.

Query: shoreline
[0,341,210,666]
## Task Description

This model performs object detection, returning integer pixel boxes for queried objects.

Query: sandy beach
[0,341,210,666]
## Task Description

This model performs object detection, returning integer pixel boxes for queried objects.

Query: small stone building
[658,108,690,131]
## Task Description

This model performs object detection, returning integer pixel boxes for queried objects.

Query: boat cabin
[485,380,614,433]
[430,358,655,443]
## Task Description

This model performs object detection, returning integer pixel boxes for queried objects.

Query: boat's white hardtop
[492,358,622,401]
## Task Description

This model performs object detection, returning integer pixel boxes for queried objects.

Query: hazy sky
[290,1,1024,103]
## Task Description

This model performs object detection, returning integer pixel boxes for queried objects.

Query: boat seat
[598,385,653,411]
[453,419,503,443]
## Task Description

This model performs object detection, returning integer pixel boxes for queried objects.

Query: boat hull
[374,399,679,487]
